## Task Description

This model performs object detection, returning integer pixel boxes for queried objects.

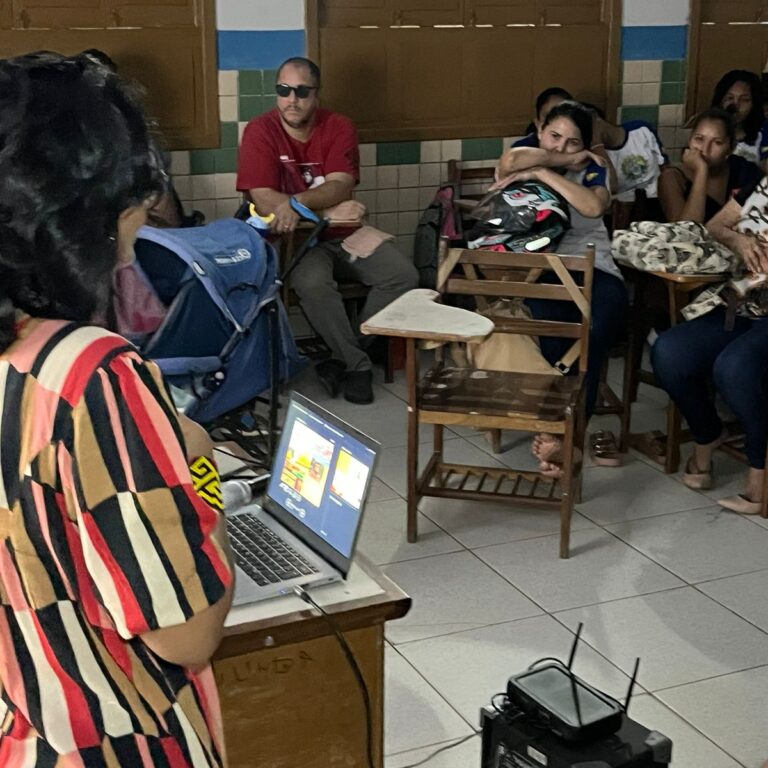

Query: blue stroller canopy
[133,219,304,422]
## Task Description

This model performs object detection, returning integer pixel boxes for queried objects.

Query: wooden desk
[213,558,410,768]
[618,263,725,473]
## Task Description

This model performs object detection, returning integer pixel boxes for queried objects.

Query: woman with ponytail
[0,52,233,766]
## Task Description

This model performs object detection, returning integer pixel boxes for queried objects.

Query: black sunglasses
[275,83,318,99]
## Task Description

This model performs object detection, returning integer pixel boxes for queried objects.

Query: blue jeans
[526,269,628,418]
[651,308,768,469]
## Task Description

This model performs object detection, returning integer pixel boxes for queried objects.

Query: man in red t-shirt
[237,57,418,404]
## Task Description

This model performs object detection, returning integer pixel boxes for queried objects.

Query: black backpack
[412,184,461,288]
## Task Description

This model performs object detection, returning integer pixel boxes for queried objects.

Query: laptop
[228,392,380,605]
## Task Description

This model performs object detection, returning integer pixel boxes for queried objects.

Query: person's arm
[664,150,709,222]
[707,198,768,273]
[249,172,358,232]
[497,146,602,178]
[70,350,234,671]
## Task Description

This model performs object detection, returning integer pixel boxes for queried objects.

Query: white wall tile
[193,199,218,222]
[191,174,217,201]
[419,163,442,188]
[399,165,420,188]
[173,174,192,201]
[419,187,436,208]
[218,70,238,97]
[376,189,399,213]
[398,187,420,211]
[216,198,242,219]
[358,166,376,191]
[658,105,680,127]
[440,139,461,161]
[219,95,238,123]
[397,211,418,236]
[623,61,643,84]
[659,127,676,148]
[377,213,398,234]
[377,166,398,189]
[353,189,377,213]
[421,140,441,163]
[622,83,642,105]
[170,151,190,175]
[675,127,691,147]
[641,60,663,83]
[640,83,660,106]
[215,0,304,30]
[238,122,248,142]
[215,172,238,199]
[622,0,689,27]
[359,143,376,167]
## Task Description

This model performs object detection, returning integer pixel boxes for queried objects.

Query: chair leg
[762,444,768,519]
[559,419,577,559]
[664,401,682,474]
[490,429,502,453]
[384,337,394,384]
[406,339,420,542]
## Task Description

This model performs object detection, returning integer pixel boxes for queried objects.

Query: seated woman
[497,100,628,474]
[711,69,768,172]
[659,107,761,223]
[652,171,768,513]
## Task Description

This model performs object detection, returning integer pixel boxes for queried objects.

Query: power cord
[293,585,375,768]
[396,731,480,768]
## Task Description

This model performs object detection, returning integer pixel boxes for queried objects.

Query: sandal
[682,457,712,490]
[718,494,762,515]
[639,429,667,466]
[589,430,623,467]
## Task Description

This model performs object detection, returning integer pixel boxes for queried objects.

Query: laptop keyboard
[228,512,319,587]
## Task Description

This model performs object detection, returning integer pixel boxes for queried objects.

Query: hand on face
[681,147,709,175]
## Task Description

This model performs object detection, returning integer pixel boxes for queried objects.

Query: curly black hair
[0,51,164,352]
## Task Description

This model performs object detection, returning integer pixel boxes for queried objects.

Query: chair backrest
[447,159,497,202]
[436,239,595,374]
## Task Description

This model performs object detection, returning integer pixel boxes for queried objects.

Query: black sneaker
[315,359,346,398]
[344,369,374,404]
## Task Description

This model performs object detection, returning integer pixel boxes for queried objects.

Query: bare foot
[532,433,563,464]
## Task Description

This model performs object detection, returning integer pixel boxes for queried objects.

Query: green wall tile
[259,95,275,114]
[376,141,421,165]
[215,148,238,173]
[461,137,503,161]
[239,70,263,95]
[220,121,238,148]
[661,59,686,83]
[620,106,659,126]
[238,95,262,121]
[660,82,685,105]
[190,150,216,175]
[263,69,277,95]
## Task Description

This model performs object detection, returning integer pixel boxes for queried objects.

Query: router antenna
[567,623,583,670]
[624,657,640,713]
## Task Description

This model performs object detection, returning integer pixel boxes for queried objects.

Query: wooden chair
[362,240,595,558]
[447,159,497,205]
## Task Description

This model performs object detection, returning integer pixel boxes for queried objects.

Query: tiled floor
[285,360,768,768]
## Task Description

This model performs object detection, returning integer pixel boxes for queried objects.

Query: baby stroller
[120,201,329,466]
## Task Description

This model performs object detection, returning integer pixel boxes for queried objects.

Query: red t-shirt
[237,107,360,194]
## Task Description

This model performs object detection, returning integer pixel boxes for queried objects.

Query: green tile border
[220,121,238,148]
[620,105,659,126]
[215,148,238,173]
[461,137,503,162]
[660,82,685,105]
[190,150,215,175]
[376,141,421,166]
[238,70,263,95]
[661,59,686,83]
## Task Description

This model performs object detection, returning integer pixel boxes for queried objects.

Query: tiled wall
[173,0,693,249]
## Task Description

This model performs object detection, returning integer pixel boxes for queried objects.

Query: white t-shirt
[605,121,666,202]
[735,175,768,237]
[733,118,768,167]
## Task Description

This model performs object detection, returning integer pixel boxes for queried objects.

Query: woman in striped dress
[0,53,234,766]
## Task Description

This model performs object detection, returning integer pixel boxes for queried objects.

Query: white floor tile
[357,498,463,566]
[628,694,741,768]
[476,528,684,612]
[384,647,473,756]
[697,569,768,632]
[383,551,542,644]
[578,461,711,526]
[398,615,639,725]
[607,507,768,583]
[385,736,480,767]
[657,666,768,768]
[555,587,768,691]
[368,477,401,503]
[419,495,597,549]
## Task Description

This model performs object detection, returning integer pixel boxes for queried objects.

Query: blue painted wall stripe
[621,25,687,61]
[217,30,305,70]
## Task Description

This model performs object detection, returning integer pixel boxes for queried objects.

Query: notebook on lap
[228,393,380,606]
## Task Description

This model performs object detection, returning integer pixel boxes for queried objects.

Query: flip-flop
[589,430,623,467]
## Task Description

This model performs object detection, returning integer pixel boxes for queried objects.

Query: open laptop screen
[266,394,378,563]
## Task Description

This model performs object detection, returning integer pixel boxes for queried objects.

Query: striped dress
[0,320,233,767]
